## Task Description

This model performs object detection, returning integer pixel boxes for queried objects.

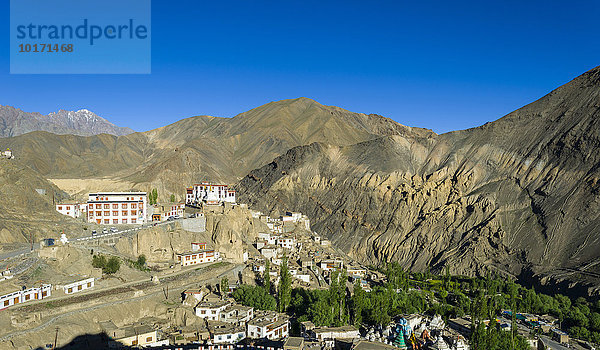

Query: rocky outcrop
[238,66,600,296]
[116,206,266,263]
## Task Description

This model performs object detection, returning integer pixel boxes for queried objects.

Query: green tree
[92,254,107,269]
[136,254,146,268]
[221,277,229,297]
[232,285,276,310]
[150,188,158,205]
[104,256,120,274]
[278,256,292,313]
[352,280,365,326]
[170,194,176,203]
[263,260,271,294]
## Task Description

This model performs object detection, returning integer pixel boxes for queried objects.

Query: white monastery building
[87,192,147,225]
[186,182,236,205]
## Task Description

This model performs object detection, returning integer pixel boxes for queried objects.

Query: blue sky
[1,0,598,134]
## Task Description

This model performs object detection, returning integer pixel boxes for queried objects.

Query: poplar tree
[278,256,292,312]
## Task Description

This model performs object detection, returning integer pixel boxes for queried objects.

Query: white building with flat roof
[195,300,231,321]
[247,310,290,340]
[87,192,147,225]
[63,278,94,294]
[186,182,236,206]
[0,284,51,310]
[56,203,86,218]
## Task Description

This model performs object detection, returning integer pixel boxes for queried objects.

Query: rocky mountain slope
[1,98,419,200]
[0,158,79,245]
[238,66,600,295]
[0,106,133,137]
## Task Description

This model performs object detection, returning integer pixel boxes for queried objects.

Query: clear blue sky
[1,0,598,134]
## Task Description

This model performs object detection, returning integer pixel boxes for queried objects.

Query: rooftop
[196,300,230,309]
[312,325,358,334]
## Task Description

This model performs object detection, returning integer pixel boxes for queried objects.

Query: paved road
[73,220,172,242]
[0,243,38,262]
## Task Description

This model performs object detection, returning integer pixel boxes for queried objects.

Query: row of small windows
[97,219,136,224]
[89,203,141,209]
[89,211,138,217]
[94,196,143,201]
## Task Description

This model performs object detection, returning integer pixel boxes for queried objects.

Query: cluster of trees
[92,254,120,274]
[127,255,147,271]
[232,284,276,310]
[470,321,530,350]
[232,257,293,313]
[233,259,600,347]
[148,189,158,205]
[285,270,349,327]
[439,274,600,345]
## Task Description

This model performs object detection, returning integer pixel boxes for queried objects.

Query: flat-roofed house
[247,310,290,340]
[87,192,147,225]
[63,277,95,294]
[220,304,254,324]
[100,321,158,348]
[310,325,360,341]
[177,243,220,267]
[195,300,231,321]
[207,321,246,344]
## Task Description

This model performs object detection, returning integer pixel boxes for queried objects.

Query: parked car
[173,215,180,220]
[110,227,118,233]
[91,230,97,236]
[102,228,108,234]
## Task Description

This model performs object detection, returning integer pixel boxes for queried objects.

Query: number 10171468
[18,43,74,53]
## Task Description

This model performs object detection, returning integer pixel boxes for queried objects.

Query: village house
[186,182,236,206]
[177,243,220,267]
[309,325,360,341]
[552,328,569,344]
[0,284,51,310]
[256,240,268,250]
[247,310,290,340]
[319,259,344,271]
[55,202,86,218]
[220,304,254,324]
[195,300,231,320]
[276,237,295,250]
[259,246,279,260]
[170,325,210,345]
[87,192,147,225]
[207,321,246,344]
[151,202,185,221]
[63,277,94,294]
[100,321,158,348]
[347,265,367,278]
[299,257,314,269]
[182,289,207,306]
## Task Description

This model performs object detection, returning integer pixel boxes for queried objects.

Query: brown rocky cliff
[238,66,600,296]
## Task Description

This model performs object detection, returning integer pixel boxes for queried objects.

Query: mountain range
[0,106,134,137]
[238,66,600,296]
[0,98,413,198]
[2,66,600,295]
